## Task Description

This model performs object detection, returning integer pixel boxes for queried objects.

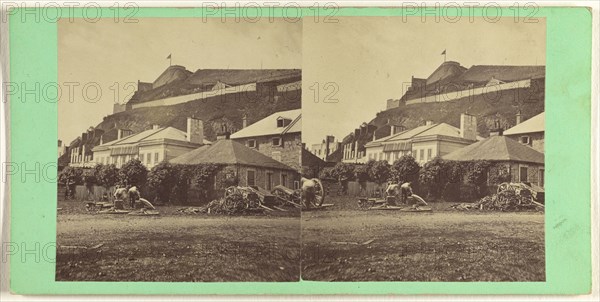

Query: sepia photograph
[301,17,546,281]
[55,17,303,282]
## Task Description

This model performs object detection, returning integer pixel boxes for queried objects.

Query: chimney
[152,124,160,130]
[460,113,477,140]
[117,129,132,140]
[516,110,522,125]
[242,114,248,128]
[99,135,103,145]
[187,117,204,144]
[425,120,433,126]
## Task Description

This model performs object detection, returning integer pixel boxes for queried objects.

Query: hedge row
[314,156,511,202]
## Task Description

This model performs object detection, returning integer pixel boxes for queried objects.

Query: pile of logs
[451,184,544,212]
[177,186,298,215]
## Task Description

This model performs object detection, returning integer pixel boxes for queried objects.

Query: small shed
[442,135,545,187]
[171,139,300,192]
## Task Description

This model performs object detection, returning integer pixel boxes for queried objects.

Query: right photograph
[300,16,546,281]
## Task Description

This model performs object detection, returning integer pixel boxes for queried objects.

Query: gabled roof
[93,127,211,150]
[170,139,296,171]
[230,109,301,139]
[442,135,544,164]
[365,123,478,147]
[504,112,545,136]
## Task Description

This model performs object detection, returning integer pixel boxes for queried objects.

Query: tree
[94,163,119,191]
[418,157,446,199]
[58,166,84,200]
[318,167,335,180]
[368,160,391,185]
[118,159,148,187]
[170,164,193,203]
[58,166,83,185]
[390,155,420,184]
[147,161,176,203]
[354,164,369,183]
[331,162,355,194]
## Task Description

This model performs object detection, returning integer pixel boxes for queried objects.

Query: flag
[441,49,446,55]
[166,54,171,59]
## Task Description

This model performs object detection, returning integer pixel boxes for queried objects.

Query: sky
[301,17,546,145]
[58,16,546,146]
[58,17,302,144]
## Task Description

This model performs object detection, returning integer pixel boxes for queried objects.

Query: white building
[92,118,211,169]
[364,114,480,165]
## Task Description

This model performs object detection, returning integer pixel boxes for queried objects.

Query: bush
[118,159,148,187]
[390,155,420,184]
[318,167,335,180]
[354,163,369,183]
[58,166,83,185]
[488,163,512,185]
[94,163,119,190]
[171,164,193,203]
[419,157,445,199]
[147,161,176,203]
[332,162,355,182]
[367,160,391,185]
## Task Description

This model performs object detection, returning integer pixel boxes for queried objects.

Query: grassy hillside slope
[358,80,545,142]
[97,89,301,142]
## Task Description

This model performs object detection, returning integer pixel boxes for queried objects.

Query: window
[277,118,291,128]
[539,168,545,187]
[146,153,151,164]
[266,172,273,190]
[247,139,256,148]
[272,137,282,147]
[281,174,288,187]
[247,170,256,186]
[519,166,528,182]
[520,136,531,145]
[427,149,432,160]
[420,149,424,161]
[294,181,300,190]
[139,153,144,163]
[154,152,159,163]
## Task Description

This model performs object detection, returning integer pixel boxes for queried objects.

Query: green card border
[8,6,592,295]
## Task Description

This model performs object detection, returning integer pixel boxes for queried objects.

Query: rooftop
[504,112,545,135]
[365,123,479,147]
[230,109,301,139]
[93,127,211,150]
[442,135,544,164]
[170,139,296,171]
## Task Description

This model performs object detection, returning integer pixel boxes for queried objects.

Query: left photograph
[55,18,302,282]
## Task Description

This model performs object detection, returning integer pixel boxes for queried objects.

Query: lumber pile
[451,189,544,212]
[177,186,299,215]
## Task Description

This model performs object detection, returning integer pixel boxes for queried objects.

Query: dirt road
[301,197,545,281]
[56,206,300,282]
